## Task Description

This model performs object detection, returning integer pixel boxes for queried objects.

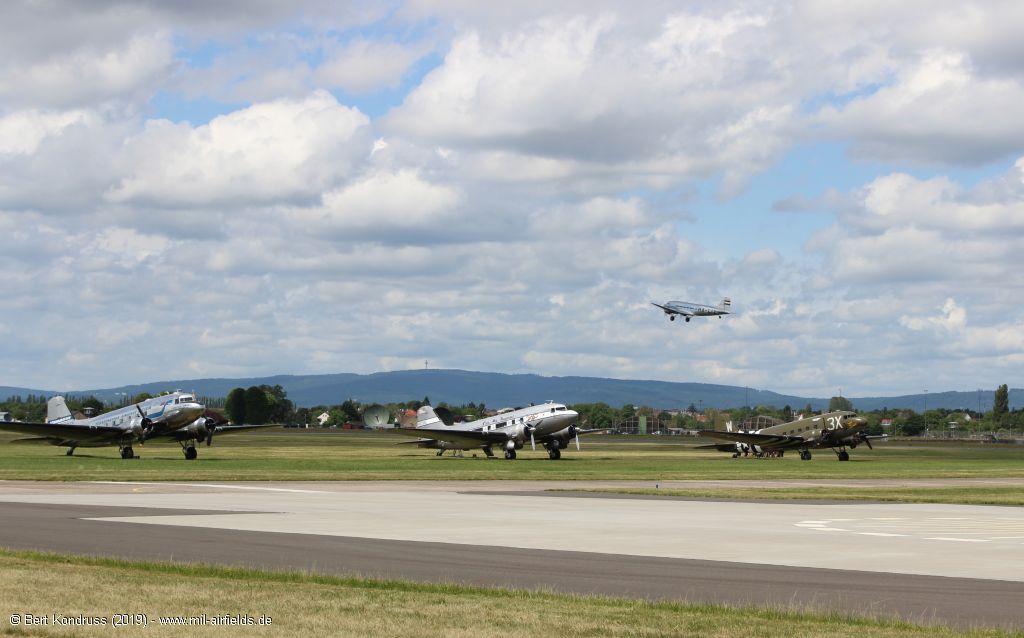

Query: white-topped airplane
[395,402,592,460]
[652,297,731,322]
[0,391,263,460]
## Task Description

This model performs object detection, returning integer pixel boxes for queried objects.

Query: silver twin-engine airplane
[0,392,262,460]
[652,297,731,322]
[697,410,882,461]
[395,402,590,459]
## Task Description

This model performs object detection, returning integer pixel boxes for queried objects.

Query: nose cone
[845,415,867,429]
[180,402,206,423]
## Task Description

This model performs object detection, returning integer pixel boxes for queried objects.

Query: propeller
[568,425,580,451]
[858,431,873,450]
[522,424,535,451]
[200,418,215,446]
[135,404,153,443]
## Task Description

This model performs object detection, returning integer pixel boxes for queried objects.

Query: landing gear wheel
[184,446,198,460]
[120,447,135,460]
[670,316,675,321]
[837,450,850,461]
[504,449,517,460]
[799,450,812,461]
[66,447,76,456]
[548,447,561,460]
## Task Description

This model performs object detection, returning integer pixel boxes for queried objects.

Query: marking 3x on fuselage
[697,410,885,461]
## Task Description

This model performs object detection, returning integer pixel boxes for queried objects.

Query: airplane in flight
[395,402,590,459]
[652,297,731,322]
[696,410,881,461]
[0,391,264,459]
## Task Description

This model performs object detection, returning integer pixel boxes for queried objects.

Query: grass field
[556,486,1024,506]
[0,549,1019,638]
[1,429,1022,482]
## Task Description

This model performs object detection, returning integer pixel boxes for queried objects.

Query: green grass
[554,486,1024,506]
[0,429,1022,482]
[0,549,1019,637]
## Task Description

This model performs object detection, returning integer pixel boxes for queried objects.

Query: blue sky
[1,1,1022,397]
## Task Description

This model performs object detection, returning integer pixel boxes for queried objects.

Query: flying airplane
[394,402,590,459]
[0,392,261,459]
[696,410,881,461]
[652,297,731,322]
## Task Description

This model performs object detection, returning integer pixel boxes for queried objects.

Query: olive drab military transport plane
[395,402,595,460]
[697,410,883,461]
[652,297,731,322]
[0,391,267,460]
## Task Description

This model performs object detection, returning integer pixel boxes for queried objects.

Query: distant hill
[2,371,1020,412]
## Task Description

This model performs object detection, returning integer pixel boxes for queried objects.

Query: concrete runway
[1,480,1022,629]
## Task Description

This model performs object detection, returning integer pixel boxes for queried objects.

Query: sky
[1,0,1022,397]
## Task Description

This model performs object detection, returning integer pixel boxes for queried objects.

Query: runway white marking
[796,516,1024,544]
[89,481,327,494]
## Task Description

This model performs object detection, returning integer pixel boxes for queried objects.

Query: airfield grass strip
[550,486,1024,506]
[0,549,1019,637]
[1,432,1023,482]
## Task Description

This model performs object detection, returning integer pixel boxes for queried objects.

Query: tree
[224,388,247,424]
[244,386,271,424]
[899,412,927,437]
[994,384,1009,424]
[340,399,361,423]
[828,396,853,412]
[782,404,793,422]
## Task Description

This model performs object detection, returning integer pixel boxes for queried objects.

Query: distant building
[316,411,331,427]
[0,411,11,422]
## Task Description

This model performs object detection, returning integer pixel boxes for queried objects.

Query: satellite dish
[363,405,390,426]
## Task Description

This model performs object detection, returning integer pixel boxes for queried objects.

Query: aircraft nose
[845,416,867,428]
[182,403,205,420]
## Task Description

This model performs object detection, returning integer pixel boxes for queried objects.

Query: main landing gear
[504,449,517,460]
[66,447,76,456]
[835,449,850,461]
[179,440,198,460]
[547,446,561,460]
[799,449,812,461]
[119,446,135,459]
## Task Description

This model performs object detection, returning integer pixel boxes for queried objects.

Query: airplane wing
[393,427,508,447]
[159,423,278,442]
[698,430,807,449]
[651,302,693,316]
[0,421,128,443]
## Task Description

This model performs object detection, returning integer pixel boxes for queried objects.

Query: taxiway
[1,480,1021,629]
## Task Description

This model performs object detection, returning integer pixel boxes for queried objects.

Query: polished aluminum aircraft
[652,297,731,322]
[697,410,882,461]
[0,392,261,460]
[395,402,587,459]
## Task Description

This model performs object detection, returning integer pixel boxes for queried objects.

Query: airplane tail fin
[719,297,731,311]
[416,405,444,429]
[46,396,74,424]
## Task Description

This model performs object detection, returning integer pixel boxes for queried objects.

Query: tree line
[3,383,1021,435]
